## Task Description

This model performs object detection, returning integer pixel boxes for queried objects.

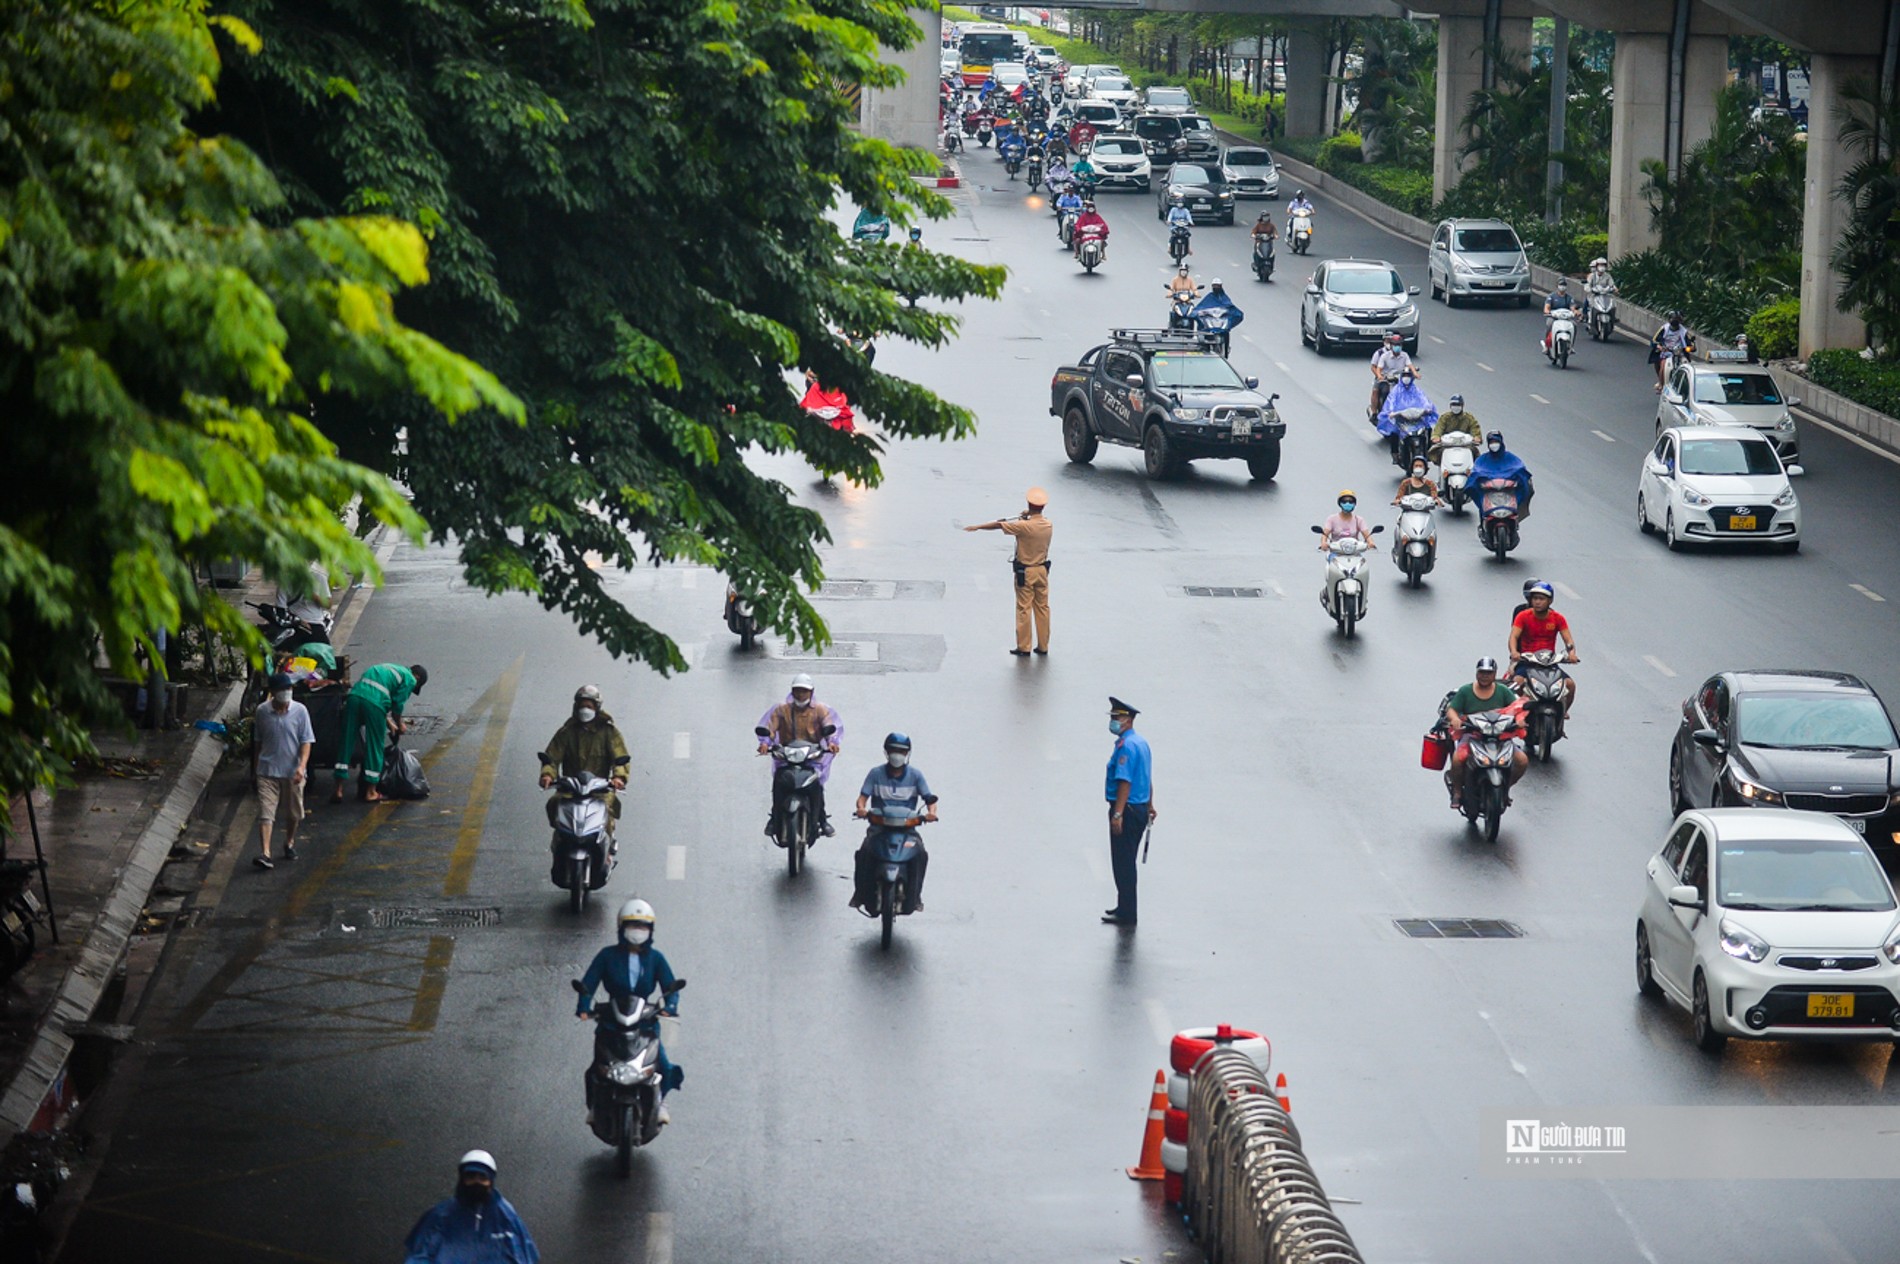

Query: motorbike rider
[1469,430,1533,519]
[1068,117,1098,152]
[1376,365,1435,457]
[1541,277,1579,353]
[1045,156,1074,196]
[850,733,940,913]
[1054,184,1084,237]
[1164,263,1200,302]
[1733,333,1759,363]
[402,1150,539,1264]
[1445,657,1529,809]
[1318,490,1376,550]
[1507,581,1579,712]
[1164,200,1195,248]
[539,685,631,839]
[1585,256,1618,309]
[574,899,683,1127]
[1392,457,1444,507]
[1649,310,1697,392]
[1250,211,1277,259]
[1072,199,1109,260]
[1069,152,1097,193]
[999,127,1027,168]
[757,673,842,839]
[1285,188,1315,236]
[850,207,890,242]
[1190,279,1244,352]
[1430,392,1481,445]
[1367,331,1416,420]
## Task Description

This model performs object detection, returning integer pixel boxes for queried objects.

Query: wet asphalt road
[60,157,1900,1264]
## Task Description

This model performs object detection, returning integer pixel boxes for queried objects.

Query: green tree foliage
[208,0,1005,673]
[1642,82,1804,286]
[1455,41,1612,223]
[1829,76,1900,354]
[1352,19,1436,167]
[0,0,520,802]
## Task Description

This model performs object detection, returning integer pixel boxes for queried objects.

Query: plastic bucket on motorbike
[1421,733,1450,771]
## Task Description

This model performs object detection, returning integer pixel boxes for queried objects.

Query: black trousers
[854,830,929,909]
[769,777,828,832]
[1108,803,1151,921]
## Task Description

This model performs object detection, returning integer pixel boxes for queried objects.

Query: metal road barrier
[1182,1048,1363,1264]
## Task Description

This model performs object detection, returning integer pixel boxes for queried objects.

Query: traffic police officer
[964,488,1053,657]
[1102,697,1154,926]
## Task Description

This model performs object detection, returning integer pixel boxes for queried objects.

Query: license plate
[1728,514,1757,530]
[1231,419,1252,437]
[1808,993,1855,1019]
[1848,816,1867,834]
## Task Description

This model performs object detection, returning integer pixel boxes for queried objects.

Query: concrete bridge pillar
[1432,14,1531,201]
[862,7,942,151]
[1284,27,1328,139]
[1799,53,1877,355]
[1606,32,1726,258]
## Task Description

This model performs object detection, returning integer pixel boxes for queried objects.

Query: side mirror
[536,752,552,764]
[570,979,585,993]
[661,978,687,995]
[1408,285,1421,296]
[1786,464,1805,477]
[1691,728,1723,750]
[1309,524,1325,535]
[1305,284,1319,295]
[1788,396,1803,407]
[1245,376,1259,389]
[1370,524,1386,534]
[1127,373,1144,387]
[754,726,771,738]
[1667,885,1703,911]
[820,723,837,737]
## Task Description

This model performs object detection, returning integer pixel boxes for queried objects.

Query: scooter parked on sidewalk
[1434,432,1478,512]
[1311,524,1384,637]
[1515,648,1573,763]
[1546,310,1576,369]
[1477,479,1523,561]
[543,769,615,913]
[0,860,47,986]
[757,723,834,876]
[573,977,685,1174]
[1392,493,1438,588]
[247,602,330,654]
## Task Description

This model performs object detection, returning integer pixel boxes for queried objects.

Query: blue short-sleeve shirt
[860,764,934,818]
[1105,730,1152,805]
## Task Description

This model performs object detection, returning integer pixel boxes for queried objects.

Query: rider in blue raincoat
[1469,430,1534,518]
[1375,369,1439,437]
[403,1150,539,1264]
[1189,280,1245,353]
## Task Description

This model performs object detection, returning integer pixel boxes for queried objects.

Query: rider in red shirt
[1071,200,1109,260]
[1507,581,1578,711]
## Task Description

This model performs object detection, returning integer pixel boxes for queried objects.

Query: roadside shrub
[1315,131,1364,172]
[1572,232,1609,266]
[1338,165,1434,218]
[1745,297,1800,360]
[1805,348,1900,415]
[1275,136,1323,166]
[1614,249,1787,342]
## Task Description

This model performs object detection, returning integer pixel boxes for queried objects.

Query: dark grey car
[1154,163,1235,224]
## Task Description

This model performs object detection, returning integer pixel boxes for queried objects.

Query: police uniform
[998,489,1053,655]
[1103,697,1153,926]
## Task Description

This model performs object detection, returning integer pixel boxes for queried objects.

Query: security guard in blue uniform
[1103,697,1155,926]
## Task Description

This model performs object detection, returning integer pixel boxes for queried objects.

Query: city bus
[958,23,1017,86]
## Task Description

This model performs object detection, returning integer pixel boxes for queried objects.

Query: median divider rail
[1182,1047,1363,1264]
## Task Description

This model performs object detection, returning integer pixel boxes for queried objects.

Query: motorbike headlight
[1173,408,1205,420]
[1732,774,1782,805]
[1679,486,1713,507]
[607,1060,647,1085]
[1772,485,1797,507]
[1718,916,1771,963]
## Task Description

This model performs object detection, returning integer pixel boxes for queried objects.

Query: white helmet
[618,898,656,930]
[1590,256,1608,269]
[459,1149,497,1176]
[789,673,814,692]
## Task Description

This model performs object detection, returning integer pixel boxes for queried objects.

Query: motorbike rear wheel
[1557,343,1569,370]
[1491,528,1509,562]
[880,879,897,949]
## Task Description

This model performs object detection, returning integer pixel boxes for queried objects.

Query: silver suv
[1427,218,1532,308]
[1300,259,1421,355]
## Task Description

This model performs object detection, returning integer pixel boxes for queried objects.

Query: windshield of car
[1454,228,1520,253]
[1736,694,1899,750]
[1716,838,1896,912]
[1180,116,1213,135]
[1225,148,1272,167]
[1170,166,1213,185]
[1134,117,1181,139]
[1694,372,1783,406]
[1148,88,1191,106]
[1095,76,1132,91]
[1148,354,1244,389]
[1677,437,1783,476]
[1078,105,1118,120]
[1327,268,1404,296]
[992,62,1026,80]
[1094,138,1142,156]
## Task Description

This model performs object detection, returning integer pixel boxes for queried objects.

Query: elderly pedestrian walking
[253,672,314,870]
[331,662,427,804]
[1102,697,1155,926]
[964,487,1053,657]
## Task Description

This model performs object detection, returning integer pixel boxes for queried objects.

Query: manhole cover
[367,906,503,930]
[1395,918,1524,939]
[1183,586,1265,598]
[817,580,898,600]
[769,640,880,662]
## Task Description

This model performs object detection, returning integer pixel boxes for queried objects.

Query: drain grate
[400,714,444,736]
[1183,586,1265,598]
[1396,918,1524,940]
[368,906,503,930]
[817,580,898,600]
[768,639,880,662]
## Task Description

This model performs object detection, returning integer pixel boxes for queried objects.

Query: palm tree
[1830,75,1900,353]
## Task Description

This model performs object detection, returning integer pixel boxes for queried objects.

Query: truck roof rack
[1110,327,1221,350]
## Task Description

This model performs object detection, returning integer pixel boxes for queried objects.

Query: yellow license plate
[1807,993,1855,1019]
[1728,515,1757,531]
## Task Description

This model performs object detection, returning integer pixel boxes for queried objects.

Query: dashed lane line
[1274,360,1291,373]
[1591,429,1617,443]
[1475,362,1495,372]
[1428,334,1446,344]
[1851,583,1887,603]
[667,845,686,880]
[1554,581,1581,600]
[645,1211,674,1264]
[672,731,690,759]
[1529,393,1551,405]
[1144,997,1175,1047]
[1643,655,1677,678]
[1313,392,1332,405]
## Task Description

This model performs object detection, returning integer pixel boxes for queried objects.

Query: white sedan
[1637,425,1802,552]
[1637,808,1900,1052]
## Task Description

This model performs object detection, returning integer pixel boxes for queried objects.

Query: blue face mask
[1108,719,1124,735]
[1338,501,1356,513]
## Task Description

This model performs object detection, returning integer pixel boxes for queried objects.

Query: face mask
[1411,467,1426,478]
[576,707,597,724]
[792,696,811,709]
[622,927,650,947]
[1338,502,1355,513]
[1488,442,1503,454]
[887,752,909,769]
[456,1182,492,1207]
[271,689,292,706]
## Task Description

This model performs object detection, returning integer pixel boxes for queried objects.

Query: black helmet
[883,732,912,753]
[1449,393,1464,407]
[1666,309,1682,321]
[1521,577,1543,596]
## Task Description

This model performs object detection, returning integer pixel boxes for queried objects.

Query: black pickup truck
[1049,328,1285,480]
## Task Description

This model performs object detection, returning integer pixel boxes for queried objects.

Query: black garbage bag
[381,740,430,800]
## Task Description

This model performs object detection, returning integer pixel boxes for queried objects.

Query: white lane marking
[1554,581,1581,600]
[1040,308,1053,318]
[1475,362,1495,372]
[672,732,691,759]
[1144,997,1175,1047]
[1274,360,1291,373]
[1851,583,1887,603]
[1643,655,1677,678]
[679,642,704,668]
[1020,285,1032,294]
[1428,334,1446,345]
[666,845,686,880]
[1240,333,1257,345]
[1529,393,1551,405]
[1267,581,1286,599]
[1591,429,1617,443]
[1313,392,1332,405]
[645,1211,674,1264]
[679,568,698,590]
[1083,844,1109,883]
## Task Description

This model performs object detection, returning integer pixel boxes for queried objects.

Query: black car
[1131,113,1184,166]
[1154,163,1235,225]
[1671,670,1900,846]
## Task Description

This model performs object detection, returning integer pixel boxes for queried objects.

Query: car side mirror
[754,726,771,738]
[820,723,837,737]
[1127,373,1144,387]
[1691,728,1723,750]
[1245,376,1259,389]
[1786,464,1805,477]
[1664,392,1684,405]
[1305,284,1320,295]
[1788,396,1802,407]
[1667,884,1703,911]
[1408,285,1421,296]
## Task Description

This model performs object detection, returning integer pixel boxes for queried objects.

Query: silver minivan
[1427,218,1532,308]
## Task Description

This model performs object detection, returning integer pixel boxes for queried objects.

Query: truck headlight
[1174,408,1205,420]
